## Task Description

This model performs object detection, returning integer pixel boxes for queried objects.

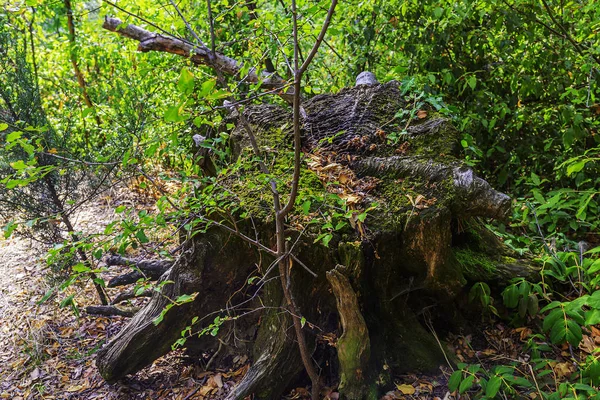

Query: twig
[168,0,207,47]
[204,339,223,371]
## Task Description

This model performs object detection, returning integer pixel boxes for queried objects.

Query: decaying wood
[355,155,511,219]
[326,266,372,399]
[102,17,293,101]
[94,79,540,398]
[97,245,204,382]
[105,256,172,287]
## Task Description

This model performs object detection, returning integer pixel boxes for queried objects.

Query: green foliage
[2,1,600,397]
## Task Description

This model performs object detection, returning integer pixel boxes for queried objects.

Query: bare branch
[102,17,293,96]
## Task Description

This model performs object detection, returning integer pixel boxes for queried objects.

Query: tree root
[326,265,373,399]
[86,305,138,317]
[105,255,172,287]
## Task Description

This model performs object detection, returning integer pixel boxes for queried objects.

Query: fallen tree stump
[95,79,539,399]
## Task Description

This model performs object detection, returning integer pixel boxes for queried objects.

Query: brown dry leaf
[321,163,342,172]
[395,383,416,395]
[339,173,351,185]
[515,327,532,341]
[65,384,85,392]
[29,368,40,381]
[580,335,596,354]
[554,362,575,378]
[342,194,361,205]
[417,110,427,119]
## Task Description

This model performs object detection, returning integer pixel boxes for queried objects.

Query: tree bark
[94,81,540,398]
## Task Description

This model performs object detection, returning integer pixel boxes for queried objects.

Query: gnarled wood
[327,265,373,399]
[94,80,540,398]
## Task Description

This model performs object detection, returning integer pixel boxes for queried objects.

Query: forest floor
[0,195,534,400]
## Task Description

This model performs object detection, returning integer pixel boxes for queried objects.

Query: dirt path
[0,200,245,399]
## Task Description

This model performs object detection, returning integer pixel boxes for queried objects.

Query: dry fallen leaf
[395,383,416,395]
[417,109,427,119]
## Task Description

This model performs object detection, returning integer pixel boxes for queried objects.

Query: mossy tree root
[327,265,375,400]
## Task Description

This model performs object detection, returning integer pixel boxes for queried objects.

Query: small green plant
[468,282,498,316]
[502,279,542,321]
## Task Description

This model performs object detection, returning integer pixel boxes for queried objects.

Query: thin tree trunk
[64,0,101,127]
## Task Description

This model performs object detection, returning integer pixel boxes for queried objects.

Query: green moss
[454,248,498,281]
[338,241,364,278]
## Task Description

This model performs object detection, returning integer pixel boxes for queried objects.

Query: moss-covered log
[95,79,539,398]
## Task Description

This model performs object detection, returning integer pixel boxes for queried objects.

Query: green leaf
[567,160,587,175]
[153,303,173,325]
[199,79,216,98]
[37,288,56,305]
[72,263,91,273]
[175,293,198,304]
[302,200,311,215]
[587,259,600,274]
[301,316,306,328]
[486,376,502,398]
[502,284,519,308]
[10,160,27,170]
[93,249,103,260]
[527,294,539,316]
[3,221,17,239]
[544,308,563,333]
[0,123,8,131]
[448,370,462,392]
[540,300,561,313]
[177,67,195,95]
[135,229,149,244]
[566,319,582,346]
[459,375,474,393]
[467,76,477,90]
[60,294,75,308]
[5,179,22,189]
[6,131,22,142]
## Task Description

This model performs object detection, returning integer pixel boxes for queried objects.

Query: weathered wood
[326,266,373,399]
[105,257,172,287]
[94,79,540,398]
[96,232,260,383]
[355,156,511,219]
[102,17,293,102]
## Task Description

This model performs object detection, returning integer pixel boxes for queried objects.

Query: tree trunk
[95,81,539,398]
